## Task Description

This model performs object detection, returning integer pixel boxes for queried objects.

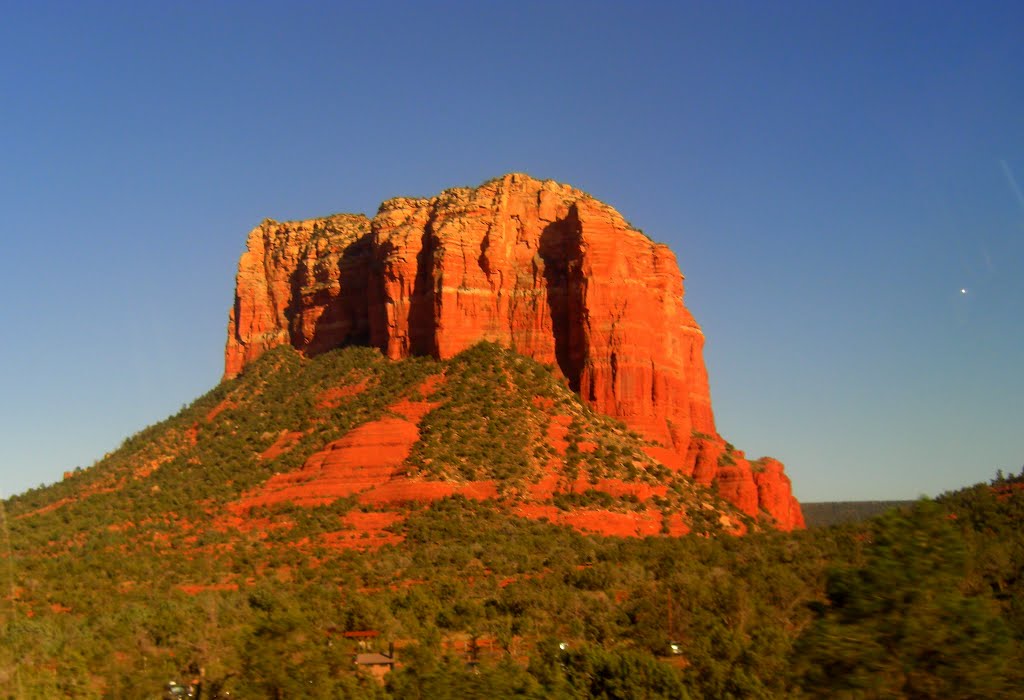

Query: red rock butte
[225,174,804,530]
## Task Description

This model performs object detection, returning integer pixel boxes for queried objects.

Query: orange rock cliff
[225,174,804,530]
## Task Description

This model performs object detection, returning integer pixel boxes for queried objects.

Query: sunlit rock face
[225,173,803,530]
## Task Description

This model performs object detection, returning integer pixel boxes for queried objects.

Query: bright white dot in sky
[961,288,967,294]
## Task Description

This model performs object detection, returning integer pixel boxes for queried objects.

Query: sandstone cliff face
[225,174,803,529]
[225,214,372,379]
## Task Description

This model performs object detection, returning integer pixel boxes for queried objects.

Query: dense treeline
[2,479,1022,698]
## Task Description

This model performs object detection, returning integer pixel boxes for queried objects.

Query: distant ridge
[801,500,914,527]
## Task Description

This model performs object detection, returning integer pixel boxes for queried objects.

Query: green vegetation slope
[1,345,1022,698]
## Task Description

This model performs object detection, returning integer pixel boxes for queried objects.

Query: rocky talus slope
[226,174,802,529]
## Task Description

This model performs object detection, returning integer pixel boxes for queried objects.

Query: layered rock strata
[225,174,803,529]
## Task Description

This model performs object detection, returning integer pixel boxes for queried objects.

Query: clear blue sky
[2,1,1021,501]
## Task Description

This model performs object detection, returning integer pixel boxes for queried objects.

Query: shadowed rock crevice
[284,263,305,348]
[539,208,585,394]
[408,221,438,357]
[283,227,374,358]
[335,233,374,348]
[307,232,375,355]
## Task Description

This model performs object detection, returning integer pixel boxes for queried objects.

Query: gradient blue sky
[2,1,1021,501]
